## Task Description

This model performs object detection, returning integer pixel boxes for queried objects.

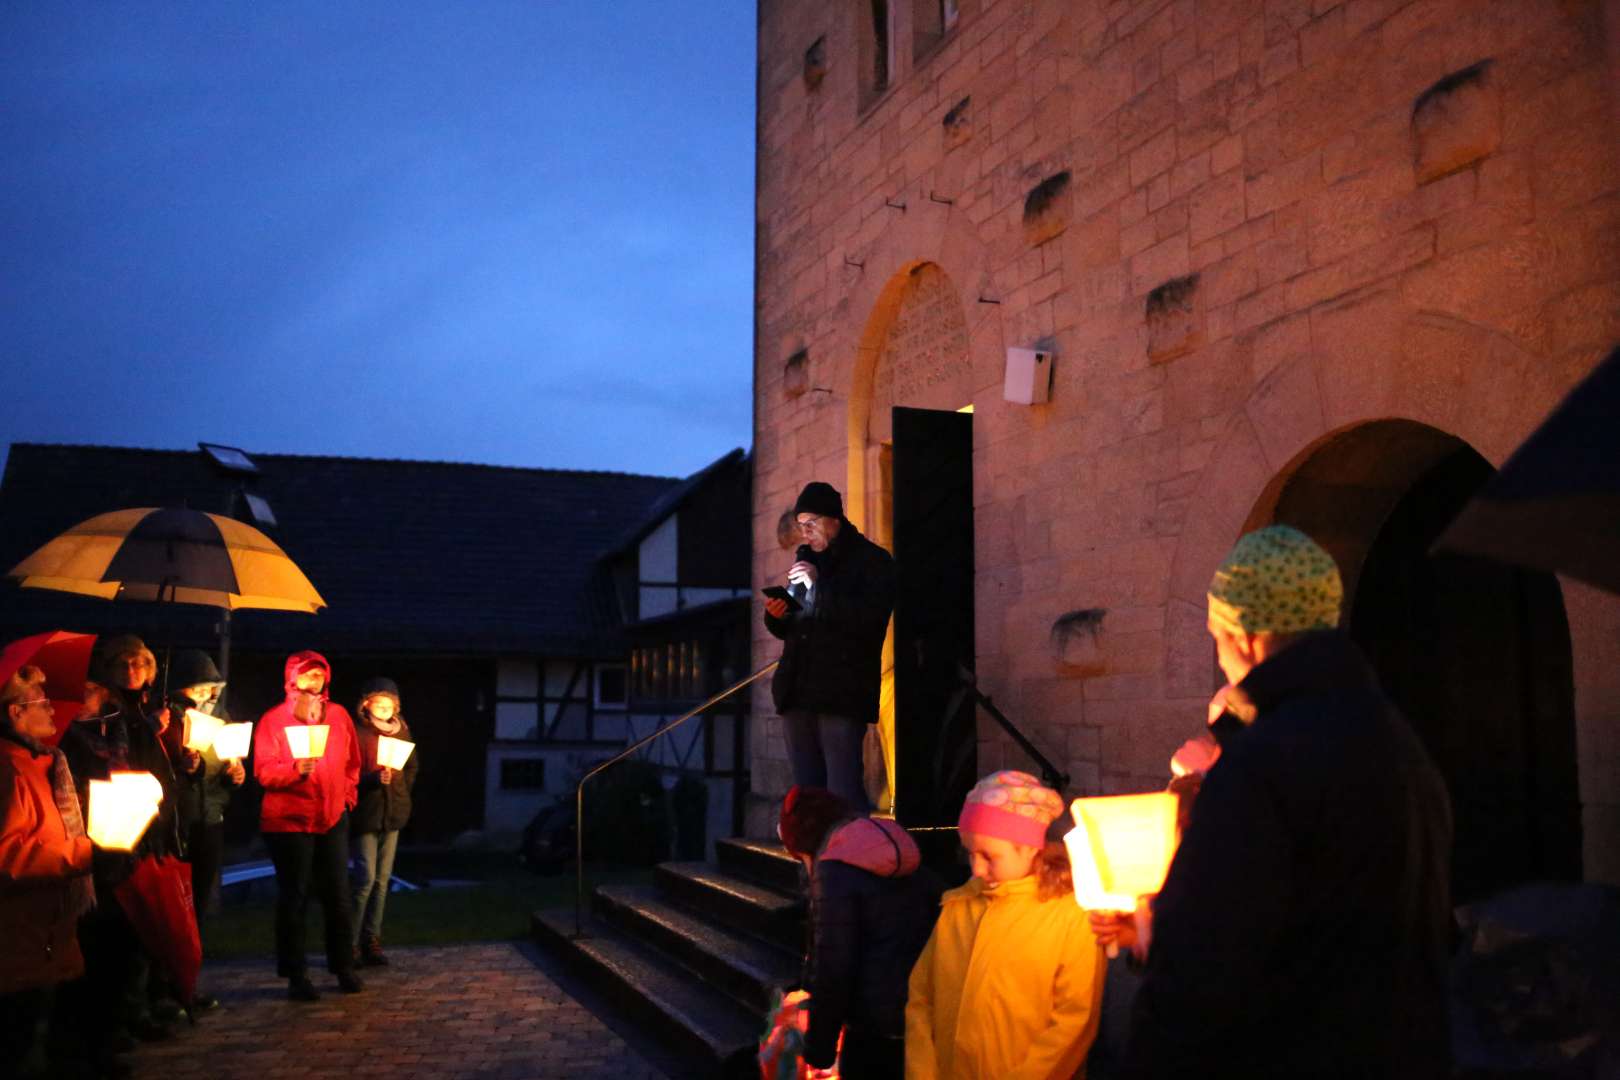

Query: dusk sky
[1,3,756,480]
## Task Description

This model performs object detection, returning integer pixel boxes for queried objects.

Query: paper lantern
[375,735,415,770]
[109,769,164,805]
[182,709,226,752]
[88,771,162,851]
[285,724,330,760]
[211,722,253,762]
[1064,791,1179,913]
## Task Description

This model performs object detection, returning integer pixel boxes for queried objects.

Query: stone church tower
[750,0,1620,895]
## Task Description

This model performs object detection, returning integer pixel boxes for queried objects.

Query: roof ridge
[6,442,683,482]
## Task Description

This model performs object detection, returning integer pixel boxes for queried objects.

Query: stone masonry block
[803,36,827,89]
[1051,608,1109,677]
[1411,59,1500,185]
[1190,170,1246,245]
[783,348,809,398]
[1023,169,1073,245]
[1146,273,1204,363]
[1131,233,1190,297]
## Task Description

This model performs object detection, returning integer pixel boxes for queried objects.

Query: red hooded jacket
[254,651,360,834]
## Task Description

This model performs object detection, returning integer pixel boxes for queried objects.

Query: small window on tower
[914,0,957,61]
[858,0,895,112]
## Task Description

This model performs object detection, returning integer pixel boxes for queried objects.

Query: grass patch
[204,849,655,960]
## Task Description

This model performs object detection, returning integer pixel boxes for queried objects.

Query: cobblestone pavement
[128,943,672,1080]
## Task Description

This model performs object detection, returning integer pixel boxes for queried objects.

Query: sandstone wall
[751,0,1620,881]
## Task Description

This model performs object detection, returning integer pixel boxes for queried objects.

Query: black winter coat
[1121,631,1453,1079]
[60,689,184,886]
[764,521,896,725]
[802,857,942,1067]
[352,720,418,835]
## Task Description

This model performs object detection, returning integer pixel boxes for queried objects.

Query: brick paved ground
[128,943,672,1080]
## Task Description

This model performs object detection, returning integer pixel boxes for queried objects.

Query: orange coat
[0,737,93,993]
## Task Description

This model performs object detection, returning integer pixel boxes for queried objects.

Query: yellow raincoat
[905,873,1104,1080]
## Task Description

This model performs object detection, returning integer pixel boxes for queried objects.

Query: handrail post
[572,659,778,938]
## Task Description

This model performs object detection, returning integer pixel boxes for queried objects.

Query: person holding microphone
[763,482,895,812]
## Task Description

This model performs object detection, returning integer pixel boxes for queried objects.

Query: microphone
[790,544,813,603]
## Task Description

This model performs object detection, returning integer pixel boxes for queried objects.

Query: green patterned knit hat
[1207,525,1343,636]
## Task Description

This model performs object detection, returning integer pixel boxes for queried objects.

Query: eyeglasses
[796,516,829,533]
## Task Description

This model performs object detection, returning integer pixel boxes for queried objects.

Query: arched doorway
[848,262,978,826]
[1254,420,1583,903]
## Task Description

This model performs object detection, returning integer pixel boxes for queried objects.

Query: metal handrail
[574,659,778,936]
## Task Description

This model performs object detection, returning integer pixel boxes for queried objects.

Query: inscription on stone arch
[868,263,972,443]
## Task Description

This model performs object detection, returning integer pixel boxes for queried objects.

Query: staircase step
[715,837,803,895]
[656,861,805,950]
[532,907,760,1078]
[595,884,800,1013]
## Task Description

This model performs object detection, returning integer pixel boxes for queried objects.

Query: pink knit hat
[958,770,1064,848]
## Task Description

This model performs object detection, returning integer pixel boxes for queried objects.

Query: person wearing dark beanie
[792,481,844,520]
[763,482,896,811]
[776,786,940,1079]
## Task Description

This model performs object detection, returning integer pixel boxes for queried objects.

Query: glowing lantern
[88,771,162,850]
[182,709,226,752]
[211,722,253,762]
[375,735,415,770]
[284,724,330,760]
[110,769,164,805]
[1064,791,1179,913]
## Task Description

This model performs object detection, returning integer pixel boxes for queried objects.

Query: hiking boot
[287,975,320,1002]
[335,970,365,994]
[360,937,390,967]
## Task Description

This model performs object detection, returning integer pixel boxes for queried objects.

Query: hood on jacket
[818,816,920,878]
[283,650,332,699]
[167,649,223,692]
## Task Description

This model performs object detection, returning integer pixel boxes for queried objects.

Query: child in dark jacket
[779,786,942,1080]
[350,677,417,966]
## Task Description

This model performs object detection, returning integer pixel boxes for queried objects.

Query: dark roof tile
[0,443,682,656]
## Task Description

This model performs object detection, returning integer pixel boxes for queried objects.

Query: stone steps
[531,907,761,1077]
[533,837,806,1077]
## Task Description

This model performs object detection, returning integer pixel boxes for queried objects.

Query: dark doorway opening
[891,406,975,830]
[1269,422,1582,905]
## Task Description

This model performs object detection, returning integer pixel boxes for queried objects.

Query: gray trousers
[782,710,870,811]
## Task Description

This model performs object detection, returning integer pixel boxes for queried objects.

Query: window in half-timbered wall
[494,657,597,741]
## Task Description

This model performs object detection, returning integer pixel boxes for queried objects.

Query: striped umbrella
[7,507,325,613]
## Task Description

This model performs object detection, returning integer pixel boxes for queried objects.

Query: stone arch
[1166,296,1594,611]
[1161,293,1603,895]
[837,212,995,813]
[839,204,1000,533]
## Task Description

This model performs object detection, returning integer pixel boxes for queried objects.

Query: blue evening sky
[0,3,756,480]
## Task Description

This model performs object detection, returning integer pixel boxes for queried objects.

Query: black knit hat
[356,676,401,710]
[792,481,844,520]
[167,649,224,690]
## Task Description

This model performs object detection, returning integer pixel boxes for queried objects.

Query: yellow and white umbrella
[7,507,324,613]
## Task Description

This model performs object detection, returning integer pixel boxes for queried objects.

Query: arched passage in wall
[847,261,977,825]
[1254,419,1582,903]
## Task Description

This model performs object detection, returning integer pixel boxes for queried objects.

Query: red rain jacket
[254,652,359,834]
